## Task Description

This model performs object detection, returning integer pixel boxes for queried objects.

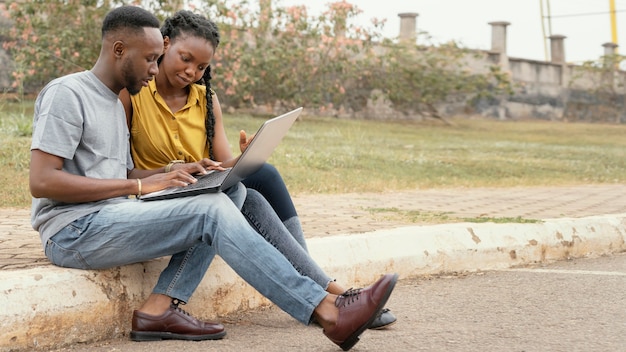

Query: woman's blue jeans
[241,189,333,289]
[242,163,307,250]
[242,163,297,222]
[44,185,326,324]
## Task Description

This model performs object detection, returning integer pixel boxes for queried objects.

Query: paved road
[48,252,626,352]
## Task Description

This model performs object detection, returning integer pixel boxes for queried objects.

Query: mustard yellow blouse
[130,79,210,170]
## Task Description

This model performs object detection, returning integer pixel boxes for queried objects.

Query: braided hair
[160,10,221,159]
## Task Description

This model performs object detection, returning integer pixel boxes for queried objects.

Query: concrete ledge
[2,214,625,351]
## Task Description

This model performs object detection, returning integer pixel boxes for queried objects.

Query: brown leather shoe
[130,301,226,341]
[323,273,398,351]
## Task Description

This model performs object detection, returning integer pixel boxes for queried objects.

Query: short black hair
[101,6,160,38]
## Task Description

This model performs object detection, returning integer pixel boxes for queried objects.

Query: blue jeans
[242,189,333,289]
[242,163,307,250]
[44,185,326,324]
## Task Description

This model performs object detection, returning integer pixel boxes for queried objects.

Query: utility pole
[609,0,619,50]
[540,0,548,60]
[540,0,553,61]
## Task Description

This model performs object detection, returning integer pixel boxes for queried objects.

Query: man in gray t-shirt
[31,70,133,246]
[28,5,396,351]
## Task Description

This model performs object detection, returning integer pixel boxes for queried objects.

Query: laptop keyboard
[185,168,231,190]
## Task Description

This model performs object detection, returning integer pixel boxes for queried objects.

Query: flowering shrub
[196,0,377,112]
[2,0,511,117]
[2,0,113,91]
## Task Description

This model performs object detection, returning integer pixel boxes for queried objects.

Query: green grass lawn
[235,114,626,192]
[2,100,626,208]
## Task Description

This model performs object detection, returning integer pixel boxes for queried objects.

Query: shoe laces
[171,299,191,316]
[377,308,390,317]
[335,287,363,307]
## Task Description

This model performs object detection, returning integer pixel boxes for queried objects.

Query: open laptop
[141,107,303,201]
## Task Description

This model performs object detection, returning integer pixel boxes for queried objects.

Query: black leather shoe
[368,308,397,329]
[131,301,226,341]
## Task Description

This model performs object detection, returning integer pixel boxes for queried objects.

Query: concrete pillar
[487,21,510,118]
[547,35,568,87]
[489,21,510,54]
[601,42,619,90]
[398,12,418,42]
[549,35,566,64]
[603,42,618,56]
[488,21,510,69]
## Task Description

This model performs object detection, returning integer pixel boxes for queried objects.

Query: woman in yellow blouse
[120,10,395,329]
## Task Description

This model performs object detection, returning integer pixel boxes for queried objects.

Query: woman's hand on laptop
[168,160,225,176]
[197,159,226,173]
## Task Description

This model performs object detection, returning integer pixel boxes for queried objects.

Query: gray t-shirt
[31,70,134,247]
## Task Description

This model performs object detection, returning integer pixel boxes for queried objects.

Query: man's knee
[224,182,247,209]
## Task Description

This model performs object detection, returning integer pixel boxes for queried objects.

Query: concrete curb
[2,214,625,351]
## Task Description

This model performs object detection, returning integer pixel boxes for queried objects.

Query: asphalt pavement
[47,252,626,352]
